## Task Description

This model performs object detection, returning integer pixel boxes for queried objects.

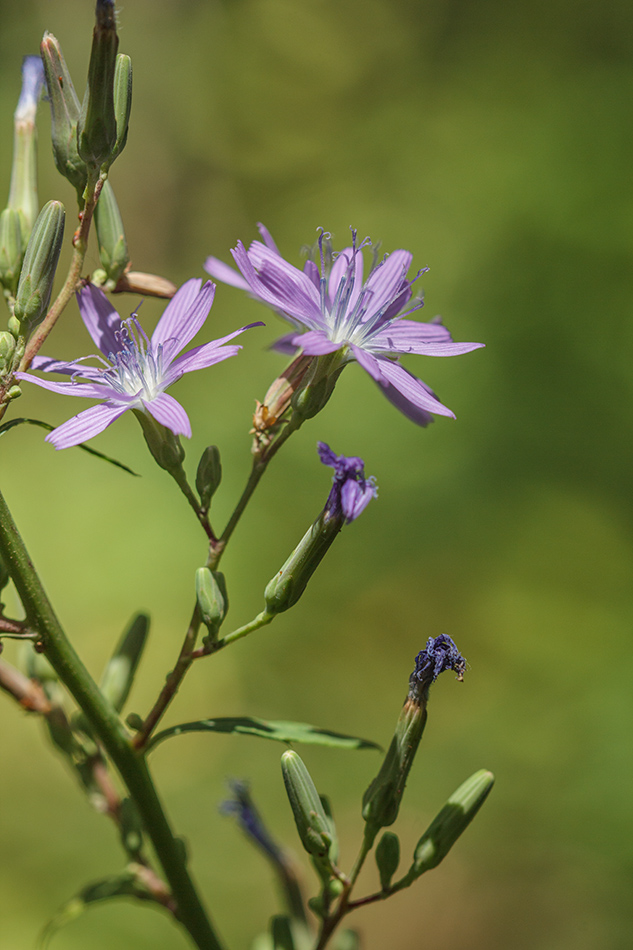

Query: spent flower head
[318,440,377,523]
[16,279,262,448]
[206,225,484,426]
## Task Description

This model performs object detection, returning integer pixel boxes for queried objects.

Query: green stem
[313,827,376,950]
[0,487,224,950]
[213,610,273,650]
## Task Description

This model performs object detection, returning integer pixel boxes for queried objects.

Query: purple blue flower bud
[206,224,484,426]
[8,56,45,246]
[263,444,376,616]
[362,637,466,840]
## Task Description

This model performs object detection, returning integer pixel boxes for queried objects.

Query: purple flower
[16,279,262,449]
[220,780,284,863]
[16,56,45,123]
[205,225,484,426]
[318,441,377,523]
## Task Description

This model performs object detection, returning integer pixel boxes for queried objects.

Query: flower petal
[257,223,281,254]
[295,331,342,356]
[370,326,483,357]
[15,372,115,399]
[204,256,250,290]
[328,246,364,313]
[144,392,191,438]
[151,279,214,353]
[46,402,128,449]
[76,284,123,355]
[164,322,263,379]
[233,242,325,330]
[271,332,301,355]
[374,358,455,418]
[363,250,413,319]
[341,478,377,522]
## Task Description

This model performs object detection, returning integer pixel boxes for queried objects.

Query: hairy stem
[0,487,224,950]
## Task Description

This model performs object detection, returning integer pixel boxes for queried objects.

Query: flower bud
[0,331,17,375]
[93,179,129,287]
[13,200,65,332]
[133,409,186,475]
[99,612,149,712]
[410,769,494,877]
[375,832,400,890]
[0,209,23,297]
[112,271,177,298]
[362,636,466,840]
[281,751,337,864]
[196,445,222,511]
[8,56,45,248]
[110,52,132,164]
[77,0,119,168]
[263,517,341,616]
[40,33,88,197]
[195,567,227,641]
[290,353,344,423]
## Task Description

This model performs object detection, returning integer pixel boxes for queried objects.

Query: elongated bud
[0,331,17,375]
[8,56,45,247]
[100,613,149,712]
[0,209,23,297]
[77,0,119,168]
[362,636,466,840]
[40,33,88,197]
[375,832,400,890]
[195,568,227,640]
[110,52,132,164]
[410,769,494,878]
[94,179,129,287]
[13,200,65,331]
[281,751,337,864]
[196,445,222,511]
[264,516,341,616]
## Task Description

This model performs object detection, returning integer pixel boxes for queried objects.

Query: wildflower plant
[0,4,492,950]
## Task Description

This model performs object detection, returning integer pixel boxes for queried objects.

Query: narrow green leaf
[38,870,156,949]
[100,613,149,712]
[0,417,138,475]
[147,716,381,753]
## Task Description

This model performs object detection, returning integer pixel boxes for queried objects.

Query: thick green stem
[0,487,224,950]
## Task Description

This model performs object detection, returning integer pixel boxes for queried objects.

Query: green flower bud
[99,612,149,712]
[133,409,186,475]
[290,353,344,423]
[195,568,227,641]
[94,179,129,287]
[264,516,341,616]
[0,331,17,375]
[0,208,23,296]
[77,0,119,168]
[375,832,400,890]
[281,751,337,864]
[13,200,65,332]
[110,52,132,164]
[40,33,88,197]
[410,769,494,877]
[196,445,222,511]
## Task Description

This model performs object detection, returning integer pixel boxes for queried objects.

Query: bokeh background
[1,1,632,948]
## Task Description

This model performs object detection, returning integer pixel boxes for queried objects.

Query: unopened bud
[375,832,400,890]
[281,751,337,864]
[290,352,344,423]
[0,331,16,374]
[0,209,23,296]
[94,179,129,287]
[133,409,185,475]
[8,56,45,247]
[410,769,494,877]
[196,445,222,511]
[100,612,149,712]
[40,33,88,197]
[77,0,119,168]
[113,270,177,299]
[263,516,341,616]
[195,568,227,641]
[13,200,65,331]
[110,52,132,164]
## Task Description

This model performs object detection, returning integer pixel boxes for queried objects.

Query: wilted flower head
[410,634,466,698]
[318,441,377,523]
[16,279,262,449]
[206,225,483,426]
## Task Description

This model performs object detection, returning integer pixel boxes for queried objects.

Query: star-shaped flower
[206,225,483,425]
[16,278,262,448]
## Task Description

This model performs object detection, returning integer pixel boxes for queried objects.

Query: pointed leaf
[100,613,149,711]
[147,716,381,753]
[0,417,139,474]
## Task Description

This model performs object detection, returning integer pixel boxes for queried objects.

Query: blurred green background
[1,0,632,948]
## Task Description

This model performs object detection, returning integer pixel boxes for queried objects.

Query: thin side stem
[0,487,224,950]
